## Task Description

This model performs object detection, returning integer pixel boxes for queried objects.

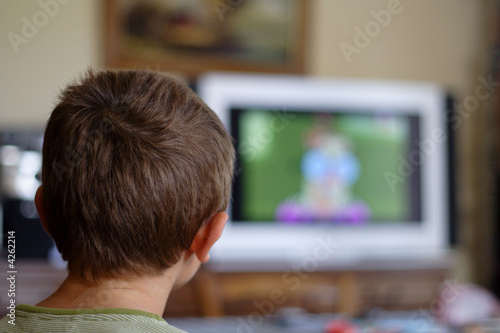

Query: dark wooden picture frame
[105,0,308,78]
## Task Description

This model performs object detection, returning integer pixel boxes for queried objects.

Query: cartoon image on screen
[275,123,370,224]
[231,109,421,225]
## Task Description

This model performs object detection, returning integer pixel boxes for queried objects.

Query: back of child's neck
[36,271,176,317]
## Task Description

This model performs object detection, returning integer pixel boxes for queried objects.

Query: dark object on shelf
[0,129,51,258]
[2,199,53,258]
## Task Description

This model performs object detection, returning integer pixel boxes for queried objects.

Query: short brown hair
[42,69,235,279]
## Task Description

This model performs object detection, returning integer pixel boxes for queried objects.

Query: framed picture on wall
[105,0,308,78]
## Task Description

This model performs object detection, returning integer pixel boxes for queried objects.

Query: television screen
[231,109,421,225]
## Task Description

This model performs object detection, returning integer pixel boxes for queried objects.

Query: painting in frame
[105,0,308,78]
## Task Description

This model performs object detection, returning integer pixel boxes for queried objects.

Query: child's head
[39,69,235,280]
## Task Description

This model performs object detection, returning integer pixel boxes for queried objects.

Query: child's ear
[189,212,228,264]
[34,186,50,236]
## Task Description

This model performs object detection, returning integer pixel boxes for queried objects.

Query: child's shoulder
[0,304,188,333]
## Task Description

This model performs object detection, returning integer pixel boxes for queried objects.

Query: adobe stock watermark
[409,279,468,332]
[384,73,500,192]
[71,279,130,310]
[384,128,447,192]
[51,105,130,182]
[235,108,296,175]
[369,279,468,332]
[236,235,340,333]
[7,0,72,54]
[64,280,129,332]
[340,0,408,64]
[447,73,500,131]
[213,0,246,21]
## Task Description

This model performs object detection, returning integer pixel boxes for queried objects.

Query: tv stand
[165,256,453,317]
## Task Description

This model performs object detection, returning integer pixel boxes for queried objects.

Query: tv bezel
[198,72,452,271]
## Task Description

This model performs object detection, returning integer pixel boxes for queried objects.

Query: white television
[197,72,454,271]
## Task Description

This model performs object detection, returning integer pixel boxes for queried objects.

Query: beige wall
[0,0,492,284]
[0,0,102,127]
[308,0,484,98]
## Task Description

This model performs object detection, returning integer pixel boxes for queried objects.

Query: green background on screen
[237,110,412,222]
